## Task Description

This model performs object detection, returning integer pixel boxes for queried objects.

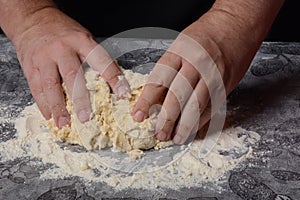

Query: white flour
[0,103,261,191]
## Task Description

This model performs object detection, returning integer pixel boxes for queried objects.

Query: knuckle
[73,31,97,53]
[51,40,66,50]
[190,100,200,111]
[49,103,68,117]
[27,76,43,96]
[136,96,151,112]
[105,71,121,84]
[159,113,176,124]
[25,67,39,82]
[44,76,61,89]
[50,103,67,114]
[100,55,114,67]
[30,86,44,96]
[144,83,165,95]
[187,97,202,114]
[88,54,113,74]
[72,95,89,108]
[178,124,190,134]
[64,68,78,83]
[150,82,164,89]
[148,76,166,88]
[75,31,93,42]
[157,117,176,133]
[171,87,185,104]
[160,51,181,65]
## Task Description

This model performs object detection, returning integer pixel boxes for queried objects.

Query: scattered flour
[0,102,261,191]
[0,68,261,191]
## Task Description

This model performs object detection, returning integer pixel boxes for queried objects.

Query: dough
[47,68,167,153]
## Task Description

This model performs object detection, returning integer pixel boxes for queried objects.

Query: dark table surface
[0,34,300,199]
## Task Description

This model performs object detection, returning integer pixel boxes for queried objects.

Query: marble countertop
[0,34,300,199]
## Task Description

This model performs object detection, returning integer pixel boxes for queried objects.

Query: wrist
[205,0,285,69]
[187,0,283,93]
[0,0,56,43]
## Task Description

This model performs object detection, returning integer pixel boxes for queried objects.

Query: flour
[0,66,261,191]
[0,102,261,191]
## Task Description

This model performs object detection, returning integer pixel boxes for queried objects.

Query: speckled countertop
[0,34,300,199]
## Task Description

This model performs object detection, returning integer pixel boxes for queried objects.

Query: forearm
[211,0,285,53]
[194,0,285,91]
[0,0,56,41]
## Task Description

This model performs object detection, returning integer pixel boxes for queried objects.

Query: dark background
[54,0,299,42]
[1,0,299,42]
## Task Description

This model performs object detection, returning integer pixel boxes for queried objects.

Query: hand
[131,0,283,144]
[132,21,231,145]
[12,7,131,128]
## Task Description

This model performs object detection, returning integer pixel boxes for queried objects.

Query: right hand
[12,7,131,128]
[132,0,284,144]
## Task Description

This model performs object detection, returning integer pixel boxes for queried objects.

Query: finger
[39,60,70,128]
[81,43,131,98]
[25,66,51,119]
[172,79,210,144]
[57,51,91,123]
[198,101,213,130]
[132,51,181,122]
[155,61,200,141]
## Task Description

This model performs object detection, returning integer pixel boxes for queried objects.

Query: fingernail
[156,130,168,141]
[133,110,146,122]
[173,134,183,144]
[116,85,131,98]
[58,116,69,128]
[114,76,131,98]
[78,109,91,123]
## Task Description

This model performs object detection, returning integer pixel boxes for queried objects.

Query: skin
[0,0,131,128]
[132,0,285,144]
[0,0,284,144]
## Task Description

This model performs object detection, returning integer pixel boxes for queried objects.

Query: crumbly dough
[48,69,168,154]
